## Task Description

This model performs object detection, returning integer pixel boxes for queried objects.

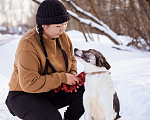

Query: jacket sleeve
[17,50,67,93]
[67,36,77,75]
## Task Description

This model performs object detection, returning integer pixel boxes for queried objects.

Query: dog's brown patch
[90,49,111,70]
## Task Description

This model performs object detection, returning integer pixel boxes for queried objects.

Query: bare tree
[25,0,38,28]
[119,0,150,50]
[146,0,150,6]
[69,0,150,50]
[0,0,9,28]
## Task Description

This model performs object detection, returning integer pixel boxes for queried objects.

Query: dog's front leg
[83,95,93,120]
[84,106,93,120]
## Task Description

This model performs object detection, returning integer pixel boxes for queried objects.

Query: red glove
[54,72,86,93]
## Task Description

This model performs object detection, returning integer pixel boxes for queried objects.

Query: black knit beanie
[36,0,70,25]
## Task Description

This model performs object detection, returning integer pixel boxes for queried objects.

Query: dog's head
[74,48,111,70]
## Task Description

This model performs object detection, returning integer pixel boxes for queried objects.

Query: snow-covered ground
[0,30,150,120]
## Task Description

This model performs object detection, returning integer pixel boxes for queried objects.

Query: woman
[5,0,84,120]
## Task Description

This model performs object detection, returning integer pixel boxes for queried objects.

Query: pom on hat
[36,0,70,25]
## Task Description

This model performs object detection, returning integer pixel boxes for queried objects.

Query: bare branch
[32,0,40,4]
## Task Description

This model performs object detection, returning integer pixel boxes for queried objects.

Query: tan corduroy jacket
[9,27,77,93]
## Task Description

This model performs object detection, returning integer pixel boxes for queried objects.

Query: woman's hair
[37,25,57,74]
[37,25,48,58]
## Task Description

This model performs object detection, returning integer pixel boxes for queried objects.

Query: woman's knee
[6,93,62,120]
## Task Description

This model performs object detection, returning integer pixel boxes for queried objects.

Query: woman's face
[42,22,68,39]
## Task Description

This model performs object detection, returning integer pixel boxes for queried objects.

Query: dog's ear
[96,57,104,67]
[97,56,111,70]
[91,49,111,70]
[105,59,111,70]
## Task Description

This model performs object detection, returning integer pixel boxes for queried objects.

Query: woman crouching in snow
[5,0,84,120]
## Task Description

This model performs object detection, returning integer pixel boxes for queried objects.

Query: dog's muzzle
[74,48,83,58]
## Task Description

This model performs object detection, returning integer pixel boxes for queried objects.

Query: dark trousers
[5,86,85,120]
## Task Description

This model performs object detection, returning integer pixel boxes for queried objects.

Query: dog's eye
[88,50,91,53]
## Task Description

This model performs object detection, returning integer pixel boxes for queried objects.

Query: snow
[0,30,150,120]
[0,34,21,45]
[34,0,43,3]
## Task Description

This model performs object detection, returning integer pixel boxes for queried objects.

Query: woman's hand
[65,73,80,85]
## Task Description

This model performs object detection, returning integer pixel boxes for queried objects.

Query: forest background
[0,0,150,51]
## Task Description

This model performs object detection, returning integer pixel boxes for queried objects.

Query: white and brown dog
[74,48,121,120]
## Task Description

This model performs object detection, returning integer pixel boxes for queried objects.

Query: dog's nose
[74,48,78,53]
